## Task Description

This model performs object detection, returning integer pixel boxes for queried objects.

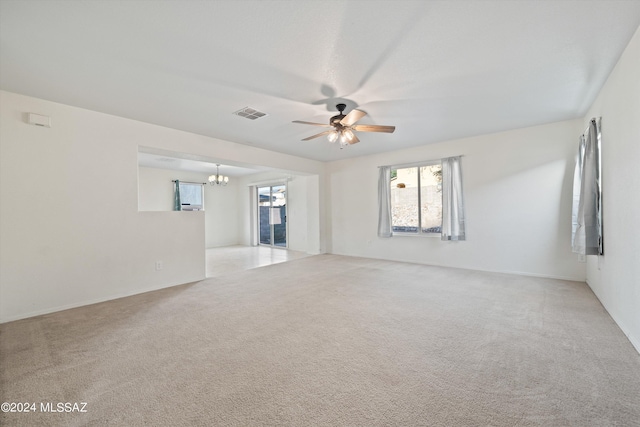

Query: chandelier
[209,164,229,186]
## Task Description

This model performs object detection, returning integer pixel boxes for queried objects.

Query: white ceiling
[138,152,261,177]
[1,1,639,163]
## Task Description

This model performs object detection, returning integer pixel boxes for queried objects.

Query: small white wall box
[27,113,51,127]
[181,204,203,211]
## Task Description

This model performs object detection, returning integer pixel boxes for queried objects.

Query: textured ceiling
[1,0,639,162]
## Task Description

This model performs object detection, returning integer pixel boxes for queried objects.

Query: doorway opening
[257,184,287,248]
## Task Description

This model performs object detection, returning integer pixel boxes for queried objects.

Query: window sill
[392,232,441,238]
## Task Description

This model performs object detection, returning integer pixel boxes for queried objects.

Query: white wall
[582,26,640,352]
[204,179,240,248]
[0,90,325,322]
[305,175,323,254]
[138,166,240,248]
[286,176,308,252]
[327,119,585,281]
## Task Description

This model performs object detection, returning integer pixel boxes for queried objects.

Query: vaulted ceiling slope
[1,1,639,162]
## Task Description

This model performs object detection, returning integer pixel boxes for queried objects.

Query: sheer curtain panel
[173,179,181,211]
[572,118,603,255]
[441,156,466,241]
[377,166,392,238]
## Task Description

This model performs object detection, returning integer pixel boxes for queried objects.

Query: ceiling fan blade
[352,124,396,133]
[302,130,335,141]
[340,109,367,126]
[348,134,360,144]
[292,120,332,127]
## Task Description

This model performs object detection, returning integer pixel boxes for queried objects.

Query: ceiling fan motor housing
[330,115,346,126]
[330,103,347,126]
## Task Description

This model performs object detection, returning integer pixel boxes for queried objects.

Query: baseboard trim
[0,278,204,324]
[0,255,590,324]
[629,334,640,354]
[585,279,640,355]
[330,252,586,282]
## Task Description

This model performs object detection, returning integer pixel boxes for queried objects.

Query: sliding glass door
[257,184,287,247]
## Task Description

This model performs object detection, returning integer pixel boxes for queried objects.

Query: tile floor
[205,245,312,278]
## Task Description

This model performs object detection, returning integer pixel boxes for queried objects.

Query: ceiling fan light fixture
[339,128,356,144]
[293,103,396,147]
[338,131,350,148]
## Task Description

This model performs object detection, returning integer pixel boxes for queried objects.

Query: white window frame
[255,181,288,248]
[390,160,442,237]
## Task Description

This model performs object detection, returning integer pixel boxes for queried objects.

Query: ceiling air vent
[233,107,267,120]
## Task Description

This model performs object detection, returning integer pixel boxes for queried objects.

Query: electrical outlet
[155,261,163,271]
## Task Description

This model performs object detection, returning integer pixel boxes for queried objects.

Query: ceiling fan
[292,103,395,147]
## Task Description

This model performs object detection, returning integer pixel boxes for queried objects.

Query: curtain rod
[378,155,464,169]
[171,180,206,185]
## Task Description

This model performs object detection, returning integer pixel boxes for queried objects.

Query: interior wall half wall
[138,166,240,248]
[0,90,325,322]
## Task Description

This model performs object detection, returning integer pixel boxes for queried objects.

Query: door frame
[256,182,288,249]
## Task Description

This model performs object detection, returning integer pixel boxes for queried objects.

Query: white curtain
[572,118,602,255]
[377,166,392,238]
[571,137,584,247]
[173,180,181,211]
[441,156,466,241]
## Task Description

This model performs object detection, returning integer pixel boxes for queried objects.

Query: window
[390,162,442,235]
[179,182,204,211]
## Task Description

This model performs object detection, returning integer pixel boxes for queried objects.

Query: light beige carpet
[1,255,639,426]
